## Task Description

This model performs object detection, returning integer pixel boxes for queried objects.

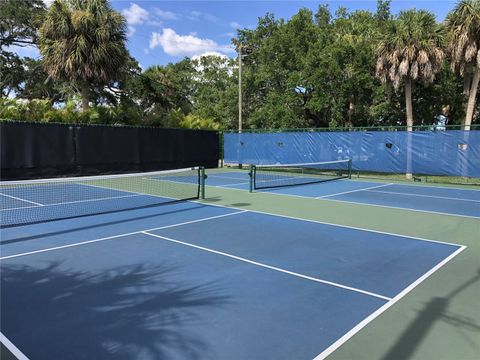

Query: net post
[200,167,206,199]
[248,164,254,193]
[347,159,352,179]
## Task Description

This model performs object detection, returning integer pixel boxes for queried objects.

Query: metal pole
[238,46,242,133]
[238,45,242,169]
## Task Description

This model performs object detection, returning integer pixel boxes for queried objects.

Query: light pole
[237,44,251,168]
[238,46,243,134]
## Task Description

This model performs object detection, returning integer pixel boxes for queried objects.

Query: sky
[15,0,458,69]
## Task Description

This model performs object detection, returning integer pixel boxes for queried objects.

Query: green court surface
[202,174,480,360]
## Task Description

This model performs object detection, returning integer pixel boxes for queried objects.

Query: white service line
[358,180,480,192]
[319,197,480,220]
[0,332,29,360]
[313,245,467,360]
[0,210,248,260]
[366,189,480,203]
[142,231,391,301]
[0,194,141,212]
[0,192,44,206]
[213,184,479,219]
[316,183,394,199]
[199,201,464,247]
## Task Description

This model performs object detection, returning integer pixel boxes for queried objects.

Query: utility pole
[237,43,252,169]
[238,45,243,134]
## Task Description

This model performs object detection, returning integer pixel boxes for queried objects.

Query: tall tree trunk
[80,82,90,113]
[464,68,479,131]
[463,72,472,97]
[405,78,413,180]
[461,71,472,128]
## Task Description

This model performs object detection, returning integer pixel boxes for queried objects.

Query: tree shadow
[381,268,480,360]
[203,197,223,202]
[1,261,232,359]
[1,203,211,245]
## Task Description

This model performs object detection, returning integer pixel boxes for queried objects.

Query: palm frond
[446,0,480,73]
[39,0,128,85]
[374,9,445,86]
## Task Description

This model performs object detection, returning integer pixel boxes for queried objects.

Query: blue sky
[16,1,458,69]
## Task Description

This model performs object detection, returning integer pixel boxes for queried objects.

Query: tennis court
[1,166,477,360]
[206,170,480,218]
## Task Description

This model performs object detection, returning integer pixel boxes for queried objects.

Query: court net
[0,167,203,228]
[250,160,352,190]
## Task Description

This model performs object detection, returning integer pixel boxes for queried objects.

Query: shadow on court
[204,196,251,208]
[381,268,480,360]
[1,262,231,359]
[0,203,213,246]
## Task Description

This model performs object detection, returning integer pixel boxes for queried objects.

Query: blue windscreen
[223,130,480,177]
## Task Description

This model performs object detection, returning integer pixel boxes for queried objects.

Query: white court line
[142,231,391,301]
[207,184,480,219]
[0,332,29,360]
[0,194,141,212]
[0,192,44,206]
[1,198,467,357]
[366,189,480,203]
[313,245,467,360]
[318,197,480,220]
[355,179,480,192]
[199,201,465,247]
[316,183,394,199]
[0,210,248,260]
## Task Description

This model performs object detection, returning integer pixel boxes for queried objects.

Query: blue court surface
[0,184,465,359]
[206,171,480,218]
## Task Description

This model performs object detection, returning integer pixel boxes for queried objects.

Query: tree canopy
[38,0,129,111]
[0,0,478,129]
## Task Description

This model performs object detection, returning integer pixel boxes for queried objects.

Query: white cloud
[122,3,175,36]
[155,8,178,20]
[149,28,233,57]
[187,10,218,23]
[148,20,164,27]
[230,22,242,29]
[122,3,149,26]
[127,26,136,37]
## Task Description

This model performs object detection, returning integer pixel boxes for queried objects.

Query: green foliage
[179,114,221,130]
[0,98,116,124]
[1,0,478,130]
[38,0,129,110]
[0,0,46,97]
[0,0,45,47]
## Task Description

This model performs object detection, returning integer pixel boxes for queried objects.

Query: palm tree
[375,10,444,179]
[39,0,128,111]
[446,0,480,130]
